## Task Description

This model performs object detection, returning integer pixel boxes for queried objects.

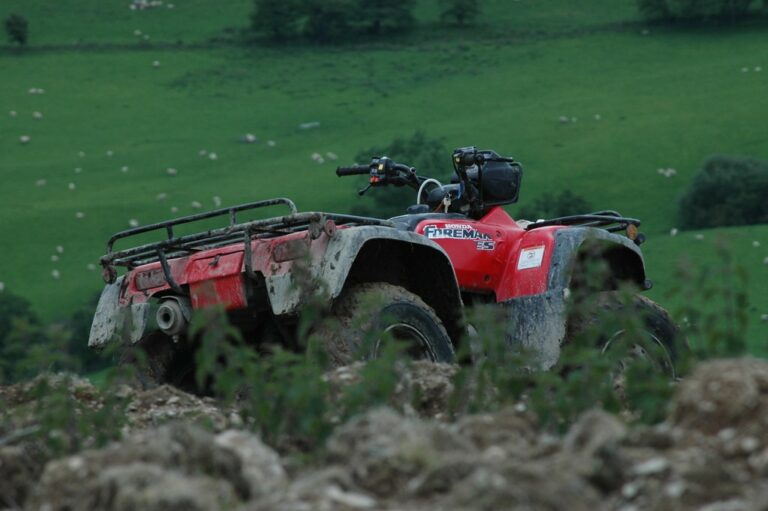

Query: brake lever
[358,183,373,196]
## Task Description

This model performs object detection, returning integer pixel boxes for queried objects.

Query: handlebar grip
[336,165,370,177]
[391,163,414,174]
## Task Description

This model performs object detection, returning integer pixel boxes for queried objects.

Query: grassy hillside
[1,1,766,348]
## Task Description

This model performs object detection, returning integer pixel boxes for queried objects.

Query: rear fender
[263,226,464,343]
[88,277,152,348]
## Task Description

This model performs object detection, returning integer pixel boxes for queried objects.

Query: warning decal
[517,246,545,270]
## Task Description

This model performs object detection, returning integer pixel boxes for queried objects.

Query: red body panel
[120,230,327,310]
[120,207,561,309]
[187,252,247,309]
[415,207,562,302]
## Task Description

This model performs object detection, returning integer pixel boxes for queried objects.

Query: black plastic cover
[481,160,522,204]
[466,151,523,206]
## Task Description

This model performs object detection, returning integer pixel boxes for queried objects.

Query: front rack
[100,198,394,284]
[524,210,640,233]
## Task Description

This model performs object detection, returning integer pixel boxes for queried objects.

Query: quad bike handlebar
[335,164,370,177]
[336,146,522,217]
[336,156,424,196]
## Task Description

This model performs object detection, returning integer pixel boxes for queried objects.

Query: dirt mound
[0,376,238,509]
[0,373,99,408]
[124,383,235,432]
[326,407,474,497]
[0,442,49,509]
[604,357,768,510]
[324,360,457,419]
[1,374,105,508]
[5,358,768,510]
[28,423,286,511]
[262,406,602,511]
[671,357,768,438]
[279,358,768,511]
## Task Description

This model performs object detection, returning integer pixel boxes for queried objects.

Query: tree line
[251,0,481,43]
[636,0,766,22]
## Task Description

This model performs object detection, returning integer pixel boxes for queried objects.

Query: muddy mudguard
[264,225,459,315]
[503,227,646,370]
[88,277,152,348]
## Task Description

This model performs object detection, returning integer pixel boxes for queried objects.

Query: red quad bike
[89,146,684,387]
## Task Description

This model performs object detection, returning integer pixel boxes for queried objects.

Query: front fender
[502,227,645,370]
[548,227,646,290]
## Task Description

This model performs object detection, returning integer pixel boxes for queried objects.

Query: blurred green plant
[454,275,678,431]
[0,342,130,457]
[27,372,128,454]
[190,297,412,453]
[191,304,332,451]
[668,238,750,359]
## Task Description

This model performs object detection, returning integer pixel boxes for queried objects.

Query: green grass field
[1,1,766,350]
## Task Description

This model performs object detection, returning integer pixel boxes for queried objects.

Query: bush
[349,131,449,218]
[0,290,112,383]
[0,291,42,383]
[678,0,756,19]
[355,0,416,34]
[251,0,304,41]
[636,0,672,20]
[64,296,113,374]
[636,0,758,21]
[439,0,481,26]
[515,190,593,221]
[0,289,36,344]
[4,13,28,46]
[678,155,768,229]
[303,0,354,43]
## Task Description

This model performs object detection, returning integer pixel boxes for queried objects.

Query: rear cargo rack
[524,210,640,233]
[99,198,394,284]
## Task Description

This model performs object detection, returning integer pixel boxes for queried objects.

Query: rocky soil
[2,358,768,511]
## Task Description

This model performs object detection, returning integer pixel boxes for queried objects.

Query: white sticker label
[517,246,545,270]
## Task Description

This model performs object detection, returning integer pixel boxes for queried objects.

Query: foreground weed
[192,306,332,451]
[192,299,416,452]
[456,266,680,431]
[669,239,749,359]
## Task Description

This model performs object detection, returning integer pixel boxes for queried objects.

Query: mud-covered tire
[118,331,197,391]
[567,291,688,378]
[318,282,455,367]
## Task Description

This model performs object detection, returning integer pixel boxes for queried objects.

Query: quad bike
[89,146,684,387]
